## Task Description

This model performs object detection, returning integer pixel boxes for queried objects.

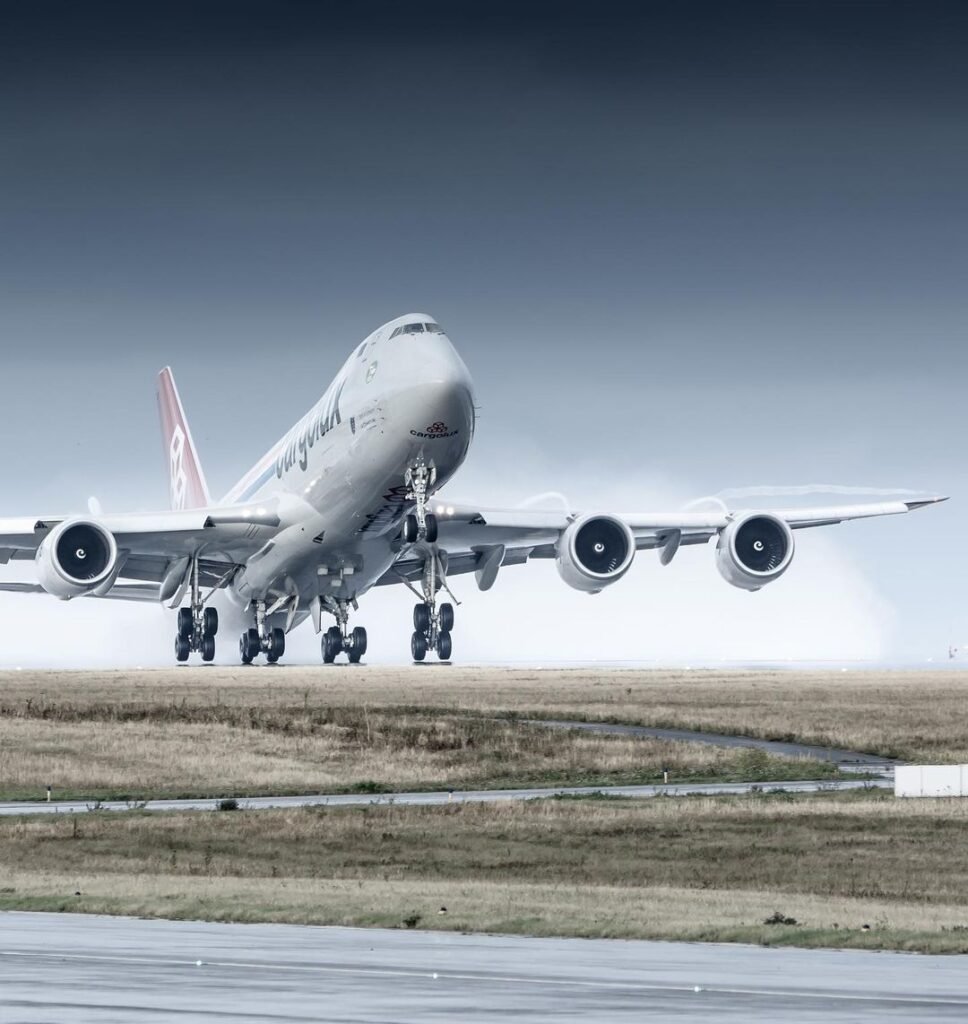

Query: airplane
[0,313,947,664]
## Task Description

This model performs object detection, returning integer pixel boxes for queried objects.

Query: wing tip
[905,496,949,511]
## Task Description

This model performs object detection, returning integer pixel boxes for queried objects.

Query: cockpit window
[389,322,426,338]
[424,322,444,333]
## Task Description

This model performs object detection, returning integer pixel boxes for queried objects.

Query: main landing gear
[238,600,287,665]
[174,558,219,663]
[411,599,454,662]
[320,599,367,664]
[409,550,455,663]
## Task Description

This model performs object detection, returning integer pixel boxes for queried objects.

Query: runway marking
[2,950,967,1007]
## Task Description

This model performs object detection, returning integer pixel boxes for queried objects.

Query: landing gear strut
[402,460,438,544]
[320,599,368,664]
[410,553,455,662]
[174,558,219,663]
[238,600,287,665]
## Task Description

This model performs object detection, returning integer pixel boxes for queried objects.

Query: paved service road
[524,719,901,767]
[1,912,965,1023]
[0,777,889,818]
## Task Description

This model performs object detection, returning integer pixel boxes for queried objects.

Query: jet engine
[556,514,635,593]
[716,513,794,591]
[35,519,120,599]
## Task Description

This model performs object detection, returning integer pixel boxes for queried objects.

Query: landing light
[446,506,455,516]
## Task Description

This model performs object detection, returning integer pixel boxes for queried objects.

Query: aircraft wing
[377,497,947,590]
[0,581,161,602]
[0,504,282,596]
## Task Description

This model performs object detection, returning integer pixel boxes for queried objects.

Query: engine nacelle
[35,519,119,599]
[716,512,794,591]
[556,514,636,593]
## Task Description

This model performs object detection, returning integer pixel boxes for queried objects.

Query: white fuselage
[223,314,474,617]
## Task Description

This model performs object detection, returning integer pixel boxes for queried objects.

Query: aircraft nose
[388,333,475,448]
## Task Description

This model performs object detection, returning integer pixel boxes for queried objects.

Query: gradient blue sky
[0,1,965,663]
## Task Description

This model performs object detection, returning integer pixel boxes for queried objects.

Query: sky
[0,1,965,665]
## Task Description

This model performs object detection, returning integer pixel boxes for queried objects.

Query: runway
[1,912,964,1023]
[0,776,889,818]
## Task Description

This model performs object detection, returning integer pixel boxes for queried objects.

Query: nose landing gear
[402,461,438,543]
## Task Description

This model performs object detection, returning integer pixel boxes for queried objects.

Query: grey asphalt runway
[1,912,965,1023]
[0,776,889,818]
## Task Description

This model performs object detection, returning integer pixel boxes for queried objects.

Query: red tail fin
[156,367,212,511]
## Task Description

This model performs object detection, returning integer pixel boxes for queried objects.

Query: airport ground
[0,666,967,953]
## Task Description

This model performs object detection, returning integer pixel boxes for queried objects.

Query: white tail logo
[169,424,188,510]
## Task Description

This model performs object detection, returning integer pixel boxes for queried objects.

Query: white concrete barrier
[895,765,968,797]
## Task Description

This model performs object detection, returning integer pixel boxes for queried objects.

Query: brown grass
[0,667,964,801]
[3,792,968,951]
[3,666,964,760]
[0,700,830,801]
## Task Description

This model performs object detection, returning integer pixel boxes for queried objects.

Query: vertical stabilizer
[156,367,212,511]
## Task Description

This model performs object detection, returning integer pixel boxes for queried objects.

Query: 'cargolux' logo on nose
[410,420,459,440]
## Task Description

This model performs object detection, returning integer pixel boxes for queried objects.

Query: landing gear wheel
[202,606,219,637]
[348,626,367,664]
[411,631,427,662]
[239,628,260,664]
[403,514,419,544]
[424,513,438,543]
[177,608,194,640]
[439,602,454,632]
[351,626,367,656]
[436,630,452,660]
[200,634,216,662]
[175,635,190,662]
[267,627,285,663]
[413,602,431,633]
[322,627,341,664]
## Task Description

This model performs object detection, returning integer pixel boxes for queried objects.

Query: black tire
[439,602,454,632]
[268,627,286,661]
[351,626,368,658]
[322,628,341,664]
[402,514,419,544]
[411,630,427,662]
[202,606,219,638]
[246,628,261,661]
[200,634,215,662]
[177,608,194,640]
[239,632,253,664]
[436,630,452,660]
[424,513,438,543]
[175,634,190,662]
[413,602,431,633]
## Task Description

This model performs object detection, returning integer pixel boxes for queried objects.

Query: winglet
[904,496,949,511]
[157,367,212,511]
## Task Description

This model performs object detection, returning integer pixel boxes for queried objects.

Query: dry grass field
[0,666,963,801]
[2,791,967,952]
[2,667,965,952]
